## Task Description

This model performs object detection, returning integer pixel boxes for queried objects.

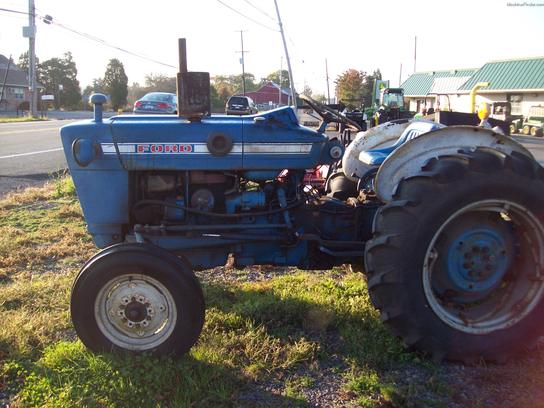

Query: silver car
[134,92,177,114]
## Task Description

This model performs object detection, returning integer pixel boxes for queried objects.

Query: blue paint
[360,120,443,166]
[61,97,361,270]
[446,228,510,292]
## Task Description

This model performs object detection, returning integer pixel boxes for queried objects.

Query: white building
[401,57,544,117]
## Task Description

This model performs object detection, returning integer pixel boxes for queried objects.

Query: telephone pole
[278,56,283,105]
[26,0,38,117]
[236,30,248,94]
[273,0,296,107]
[325,58,331,104]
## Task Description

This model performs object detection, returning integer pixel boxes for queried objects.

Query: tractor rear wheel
[508,123,517,134]
[522,125,531,135]
[71,243,204,356]
[531,127,543,137]
[365,149,544,363]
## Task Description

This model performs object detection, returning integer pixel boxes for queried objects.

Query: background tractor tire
[71,243,205,356]
[365,148,544,363]
[509,123,517,134]
[522,125,531,135]
[532,127,543,137]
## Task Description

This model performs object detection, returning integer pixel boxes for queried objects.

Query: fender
[375,125,534,203]
[342,120,411,181]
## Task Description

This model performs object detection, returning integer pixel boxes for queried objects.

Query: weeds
[0,177,450,407]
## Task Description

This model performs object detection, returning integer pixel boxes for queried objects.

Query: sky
[1,0,543,97]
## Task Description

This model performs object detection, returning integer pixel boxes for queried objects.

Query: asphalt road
[0,120,76,195]
[1,120,544,197]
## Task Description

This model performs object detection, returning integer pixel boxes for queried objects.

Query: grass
[0,117,48,123]
[0,176,452,407]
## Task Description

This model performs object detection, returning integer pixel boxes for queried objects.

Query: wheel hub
[96,274,176,349]
[447,229,510,292]
[423,200,544,334]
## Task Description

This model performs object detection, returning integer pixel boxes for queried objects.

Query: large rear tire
[365,149,544,362]
[71,243,205,356]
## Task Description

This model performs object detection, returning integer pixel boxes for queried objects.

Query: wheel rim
[95,274,177,350]
[423,200,544,334]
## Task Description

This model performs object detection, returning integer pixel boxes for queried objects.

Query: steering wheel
[299,95,362,132]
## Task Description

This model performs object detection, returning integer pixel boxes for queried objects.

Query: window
[508,94,523,115]
[9,87,25,99]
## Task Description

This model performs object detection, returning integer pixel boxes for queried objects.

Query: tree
[144,74,177,93]
[362,69,382,107]
[312,93,327,103]
[335,69,366,109]
[302,85,313,98]
[82,78,106,110]
[103,58,128,110]
[212,73,257,95]
[39,52,81,109]
[266,69,290,88]
[17,51,40,73]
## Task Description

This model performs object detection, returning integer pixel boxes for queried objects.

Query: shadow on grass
[2,272,442,407]
[4,341,308,408]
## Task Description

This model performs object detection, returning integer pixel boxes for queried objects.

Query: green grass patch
[0,177,453,407]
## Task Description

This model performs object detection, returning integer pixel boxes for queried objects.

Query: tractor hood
[60,106,341,172]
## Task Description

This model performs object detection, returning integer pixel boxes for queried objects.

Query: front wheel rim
[94,274,177,350]
[423,200,544,334]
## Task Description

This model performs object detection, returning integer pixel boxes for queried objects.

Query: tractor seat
[358,120,444,166]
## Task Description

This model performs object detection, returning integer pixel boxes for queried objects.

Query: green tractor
[511,106,544,137]
[367,81,413,127]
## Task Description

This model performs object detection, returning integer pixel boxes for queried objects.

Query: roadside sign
[41,95,54,101]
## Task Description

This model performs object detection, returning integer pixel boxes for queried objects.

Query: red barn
[240,82,289,107]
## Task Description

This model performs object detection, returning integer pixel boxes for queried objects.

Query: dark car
[225,95,258,115]
[134,92,177,114]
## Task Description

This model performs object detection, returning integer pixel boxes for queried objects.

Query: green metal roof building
[401,57,544,116]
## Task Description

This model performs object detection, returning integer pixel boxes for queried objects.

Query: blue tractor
[61,41,544,363]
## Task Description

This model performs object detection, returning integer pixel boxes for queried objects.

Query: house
[0,55,34,111]
[401,57,544,117]
[240,81,289,108]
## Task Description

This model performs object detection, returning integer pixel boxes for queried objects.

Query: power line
[241,0,276,21]
[0,7,176,69]
[215,0,278,32]
[50,20,177,69]
[0,7,31,16]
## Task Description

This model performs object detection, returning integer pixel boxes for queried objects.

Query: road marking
[0,127,62,135]
[0,147,63,160]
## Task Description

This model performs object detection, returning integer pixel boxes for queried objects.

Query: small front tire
[71,243,204,356]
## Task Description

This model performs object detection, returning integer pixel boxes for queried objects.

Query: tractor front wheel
[508,123,517,134]
[365,149,544,362]
[522,125,531,135]
[71,243,204,355]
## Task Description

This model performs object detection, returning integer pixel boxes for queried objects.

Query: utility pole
[27,0,37,117]
[325,58,331,104]
[236,30,248,94]
[278,56,283,105]
[399,63,402,87]
[273,0,296,108]
[413,36,417,73]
